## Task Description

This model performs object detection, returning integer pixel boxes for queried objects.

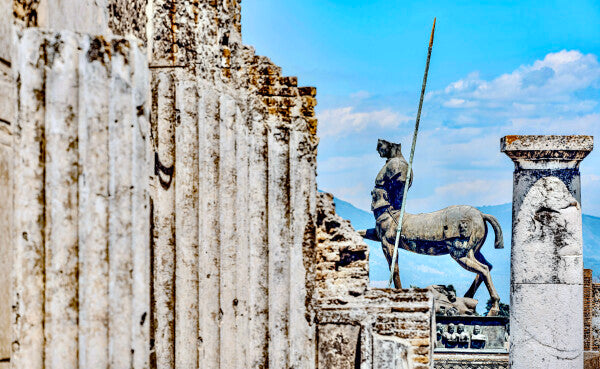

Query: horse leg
[464,275,480,299]
[464,251,493,298]
[453,250,500,316]
[382,241,402,289]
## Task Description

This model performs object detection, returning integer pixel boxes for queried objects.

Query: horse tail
[482,213,504,249]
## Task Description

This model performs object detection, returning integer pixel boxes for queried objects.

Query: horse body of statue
[360,139,504,316]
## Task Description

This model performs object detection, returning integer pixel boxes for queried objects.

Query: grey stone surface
[13,30,50,369]
[503,135,592,369]
[36,0,109,34]
[511,283,583,364]
[317,324,361,369]
[373,334,410,369]
[174,80,199,368]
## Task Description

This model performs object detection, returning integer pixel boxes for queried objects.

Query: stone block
[317,324,360,368]
[510,283,583,367]
[36,0,109,34]
[434,353,509,369]
[372,334,410,369]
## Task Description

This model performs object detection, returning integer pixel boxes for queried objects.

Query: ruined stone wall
[147,67,317,369]
[140,3,318,367]
[583,269,600,353]
[315,193,434,369]
[593,283,600,352]
[5,1,319,368]
[316,192,369,300]
[585,269,593,351]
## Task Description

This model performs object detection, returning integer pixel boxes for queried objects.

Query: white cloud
[317,106,411,137]
[431,50,600,116]
[350,90,371,100]
[583,174,600,185]
[415,264,445,276]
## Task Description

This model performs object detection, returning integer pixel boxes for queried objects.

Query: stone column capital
[501,135,593,170]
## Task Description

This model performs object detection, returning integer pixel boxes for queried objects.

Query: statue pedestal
[435,315,509,354]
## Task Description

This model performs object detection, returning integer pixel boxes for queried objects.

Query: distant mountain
[331,194,600,312]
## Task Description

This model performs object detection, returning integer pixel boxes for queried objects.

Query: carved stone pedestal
[502,135,593,368]
[435,315,509,353]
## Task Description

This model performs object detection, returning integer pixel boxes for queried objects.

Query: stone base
[434,353,509,369]
[316,289,434,369]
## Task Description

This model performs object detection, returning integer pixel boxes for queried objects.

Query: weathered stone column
[502,135,593,368]
[13,29,150,369]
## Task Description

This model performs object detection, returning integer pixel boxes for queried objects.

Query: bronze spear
[388,17,436,288]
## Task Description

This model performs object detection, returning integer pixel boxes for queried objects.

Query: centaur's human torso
[374,155,412,210]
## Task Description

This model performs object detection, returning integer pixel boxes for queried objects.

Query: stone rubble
[316,192,434,369]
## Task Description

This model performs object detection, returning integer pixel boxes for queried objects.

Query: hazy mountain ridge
[330,193,600,308]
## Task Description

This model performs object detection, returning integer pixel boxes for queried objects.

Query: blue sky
[242,1,600,215]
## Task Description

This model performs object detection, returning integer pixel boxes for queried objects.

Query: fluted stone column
[502,135,593,368]
[13,29,150,369]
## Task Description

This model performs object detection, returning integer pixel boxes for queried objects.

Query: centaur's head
[377,139,403,159]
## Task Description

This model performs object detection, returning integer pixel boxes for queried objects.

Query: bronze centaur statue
[360,140,504,316]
